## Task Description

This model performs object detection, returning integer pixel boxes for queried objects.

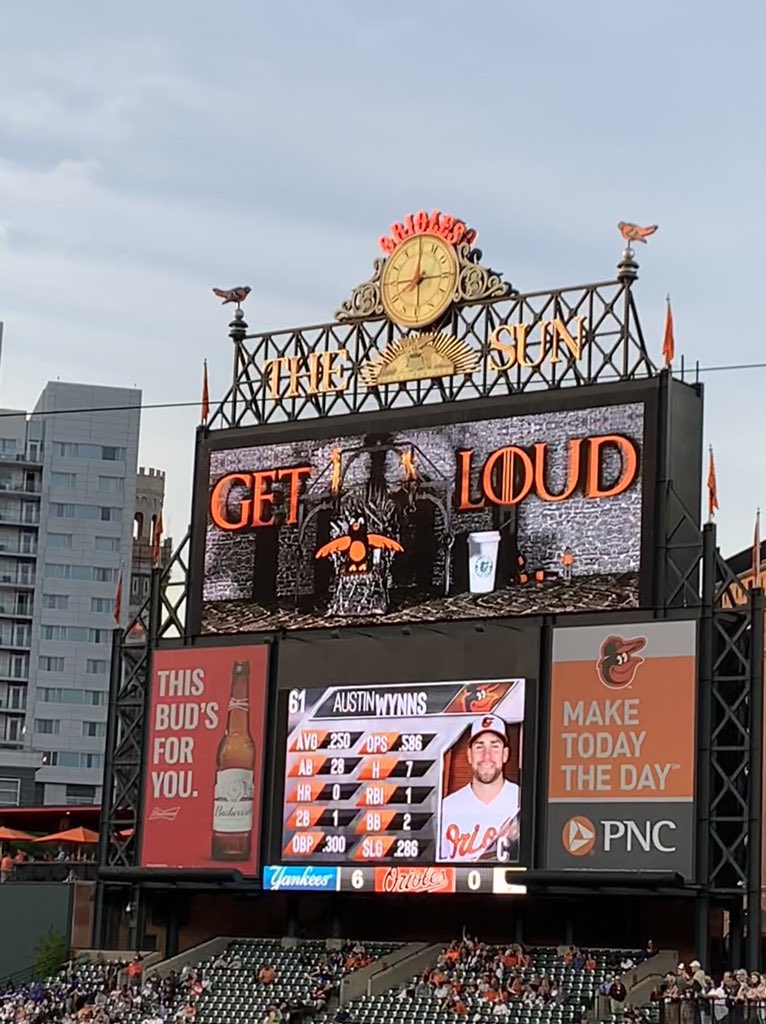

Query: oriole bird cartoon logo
[446,682,509,714]
[315,517,403,574]
[597,635,646,689]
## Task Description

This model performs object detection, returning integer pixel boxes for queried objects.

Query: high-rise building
[0,382,140,807]
[129,467,172,622]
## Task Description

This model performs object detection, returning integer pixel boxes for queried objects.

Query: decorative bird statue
[212,286,251,306]
[618,222,658,245]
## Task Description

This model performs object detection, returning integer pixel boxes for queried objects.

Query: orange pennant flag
[152,511,164,567]
[707,447,719,521]
[201,360,210,425]
[662,295,675,368]
[752,508,761,589]
[113,567,123,626]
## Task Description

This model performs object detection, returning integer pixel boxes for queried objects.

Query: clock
[381,233,459,328]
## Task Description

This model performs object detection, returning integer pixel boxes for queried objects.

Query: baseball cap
[470,714,507,744]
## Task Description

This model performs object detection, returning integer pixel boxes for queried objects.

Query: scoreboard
[280,679,525,866]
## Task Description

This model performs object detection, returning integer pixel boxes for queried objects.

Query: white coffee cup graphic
[467,531,501,595]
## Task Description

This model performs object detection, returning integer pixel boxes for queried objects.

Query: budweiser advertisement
[140,645,269,873]
[194,394,652,635]
[544,619,696,878]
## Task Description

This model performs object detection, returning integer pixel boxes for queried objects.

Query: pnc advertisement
[140,645,269,874]
[545,619,696,877]
[197,399,648,634]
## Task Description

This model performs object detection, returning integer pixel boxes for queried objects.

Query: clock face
[381,233,459,328]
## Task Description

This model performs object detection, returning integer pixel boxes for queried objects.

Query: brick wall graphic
[201,402,645,632]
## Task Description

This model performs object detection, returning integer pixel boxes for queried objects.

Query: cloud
[0,0,762,555]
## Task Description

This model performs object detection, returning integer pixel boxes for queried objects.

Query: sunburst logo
[360,332,479,387]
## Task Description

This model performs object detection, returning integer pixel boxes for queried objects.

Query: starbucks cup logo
[476,557,494,578]
[467,531,501,595]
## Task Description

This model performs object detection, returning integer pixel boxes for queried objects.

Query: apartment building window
[39,656,65,672]
[41,625,89,642]
[90,598,113,614]
[39,688,105,705]
[94,536,120,553]
[98,476,123,493]
[34,719,60,735]
[50,751,103,770]
[0,440,17,454]
[0,473,12,491]
[42,594,69,610]
[50,503,75,519]
[9,656,27,680]
[17,566,34,585]
[100,507,119,522]
[41,751,57,765]
[53,443,126,461]
[86,659,108,675]
[0,778,20,806]
[19,532,36,554]
[11,626,30,646]
[51,472,76,488]
[66,784,96,805]
[3,718,22,742]
[101,447,125,461]
[88,629,108,644]
[7,686,26,710]
[93,567,117,582]
[82,721,105,738]
[47,533,73,549]
[45,564,70,579]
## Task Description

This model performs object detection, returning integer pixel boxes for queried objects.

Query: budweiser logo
[375,866,454,894]
[149,805,181,822]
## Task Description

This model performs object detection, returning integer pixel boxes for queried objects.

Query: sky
[0,0,763,559]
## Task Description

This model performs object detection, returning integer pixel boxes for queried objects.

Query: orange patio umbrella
[34,826,100,845]
[0,826,35,841]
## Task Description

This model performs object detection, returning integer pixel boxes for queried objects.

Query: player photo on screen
[438,706,523,864]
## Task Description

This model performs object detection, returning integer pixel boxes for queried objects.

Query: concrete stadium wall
[0,883,73,981]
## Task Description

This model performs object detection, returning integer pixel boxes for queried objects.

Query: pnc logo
[597,635,646,689]
[562,816,596,856]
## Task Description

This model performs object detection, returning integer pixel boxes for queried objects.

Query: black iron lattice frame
[211,277,653,429]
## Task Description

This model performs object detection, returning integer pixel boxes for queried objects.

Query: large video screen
[196,399,647,634]
[280,679,526,865]
[141,645,269,874]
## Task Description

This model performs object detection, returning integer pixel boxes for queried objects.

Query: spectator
[0,851,12,883]
[608,977,627,1012]
[258,965,277,985]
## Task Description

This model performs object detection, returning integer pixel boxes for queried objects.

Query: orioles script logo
[374,866,455,894]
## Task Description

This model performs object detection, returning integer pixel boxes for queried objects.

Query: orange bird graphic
[618,222,658,244]
[315,517,403,574]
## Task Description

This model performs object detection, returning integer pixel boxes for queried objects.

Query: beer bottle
[212,660,255,860]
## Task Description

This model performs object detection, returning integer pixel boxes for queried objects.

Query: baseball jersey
[439,779,520,861]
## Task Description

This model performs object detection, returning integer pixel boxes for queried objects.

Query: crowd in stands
[649,963,766,1020]
[4,937,766,1024]
[393,935,656,1018]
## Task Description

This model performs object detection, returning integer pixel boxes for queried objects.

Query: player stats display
[281,679,525,865]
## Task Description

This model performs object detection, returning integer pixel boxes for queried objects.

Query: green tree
[35,929,69,980]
